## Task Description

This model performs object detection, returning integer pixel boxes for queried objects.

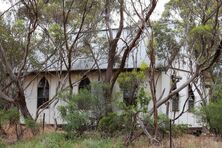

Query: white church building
[22,29,210,128]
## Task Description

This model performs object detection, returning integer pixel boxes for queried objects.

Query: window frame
[37,77,50,109]
[170,74,180,112]
[188,84,195,111]
[172,94,179,112]
[78,76,91,91]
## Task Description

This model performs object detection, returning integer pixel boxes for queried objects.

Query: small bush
[59,83,107,138]
[172,124,188,137]
[59,105,89,138]
[196,82,222,136]
[13,133,73,148]
[198,99,222,136]
[0,107,20,137]
[0,138,6,148]
[0,107,19,125]
[157,114,170,134]
[25,118,39,135]
[98,113,124,137]
[145,114,188,137]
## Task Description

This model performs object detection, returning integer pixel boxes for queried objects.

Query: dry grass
[133,134,222,148]
[0,124,59,144]
[1,126,222,148]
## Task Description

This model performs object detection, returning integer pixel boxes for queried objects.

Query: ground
[1,126,222,148]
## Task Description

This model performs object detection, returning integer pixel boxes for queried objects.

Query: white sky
[0,0,169,20]
[151,0,170,20]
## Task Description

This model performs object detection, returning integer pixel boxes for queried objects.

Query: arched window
[78,76,90,91]
[171,75,180,112]
[77,76,91,110]
[37,77,49,109]
[188,84,195,111]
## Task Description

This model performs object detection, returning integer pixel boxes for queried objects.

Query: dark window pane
[188,84,195,111]
[78,76,91,109]
[172,96,179,111]
[171,75,179,112]
[37,77,49,109]
[79,76,90,91]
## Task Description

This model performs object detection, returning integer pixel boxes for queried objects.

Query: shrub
[0,138,6,148]
[13,133,73,148]
[59,82,107,138]
[25,118,39,135]
[98,113,125,137]
[0,107,19,125]
[196,82,222,136]
[157,114,170,135]
[59,95,90,138]
[145,114,188,138]
[198,100,222,136]
[172,124,188,137]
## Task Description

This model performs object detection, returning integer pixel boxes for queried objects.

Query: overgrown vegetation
[59,82,107,138]
[11,132,123,148]
[0,0,222,146]
[5,132,222,148]
[0,107,19,137]
[197,81,222,136]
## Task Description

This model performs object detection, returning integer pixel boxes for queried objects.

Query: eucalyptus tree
[144,0,222,137]
[0,0,105,120]
[33,0,104,120]
[0,1,40,119]
[102,0,157,114]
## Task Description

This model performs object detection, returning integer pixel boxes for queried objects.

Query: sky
[0,1,9,11]
[0,0,169,21]
[151,0,170,20]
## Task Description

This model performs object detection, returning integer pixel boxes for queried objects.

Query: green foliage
[90,82,108,119]
[59,82,107,138]
[160,0,221,64]
[77,138,122,148]
[117,68,150,109]
[118,70,146,91]
[25,118,39,135]
[145,114,188,137]
[198,99,222,136]
[190,25,213,37]
[196,82,222,136]
[12,132,123,148]
[0,107,20,126]
[113,69,151,138]
[211,81,222,101]
[59,91,90,138]
[13,19,25,34]
[0,139,6,148]
[13,133,73,148]
[98,87,151,137]
[48,23,63,42]
[140,61,149,71]
[172,124,188,137]
[0,19,24,66]
[137,88,151,113]
[157,114,170,134]
[98,113,124,137]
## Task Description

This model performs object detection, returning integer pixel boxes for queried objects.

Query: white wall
[24,72,96,124]
[23,70,204,127]
[160,70,202,127]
